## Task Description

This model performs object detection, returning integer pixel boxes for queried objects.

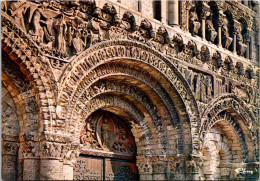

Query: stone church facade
[1,0,259,180]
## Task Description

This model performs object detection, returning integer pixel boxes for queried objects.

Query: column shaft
[161,0,168,24]
[202,19,206,40]
[218,26,222,47]
[40,159,63,180]
[233,34,237,53]
[168,0,179,25]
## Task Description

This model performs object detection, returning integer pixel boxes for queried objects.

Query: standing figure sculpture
[72,29,86,54]
[29,9,44,44]
[10,1,29,32]
[236,27,247,56]
[101,118,110,149]
[55,14,67,55]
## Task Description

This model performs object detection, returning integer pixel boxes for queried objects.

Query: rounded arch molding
[200,94,258,161]
[2,12,57,134]
[58,40,200,154]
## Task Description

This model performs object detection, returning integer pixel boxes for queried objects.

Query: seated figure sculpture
[236,29,247,56]
[221,17,233,49]
[206,14,217,42]
[189,6,201,36]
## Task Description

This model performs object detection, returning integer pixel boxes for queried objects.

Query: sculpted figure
[221,17,233,49]
[189,6,201,35]
[156,27,169,44]
[72,29,86,54]
[101,118,110,148]
[80,122,97,148]
[41,17,55,44]
[10,1,29,32]
[206,14,217,42]
[236,28,247,56]
[120,11,137,31]
[112,124,129,153]
[55,14,67,55]
[1,1,7,12]
[29,9,45,44]
[139,19,153,40]
[66,20,74,46]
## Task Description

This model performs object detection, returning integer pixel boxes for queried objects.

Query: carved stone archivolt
[200,94,258,161]
[1,0,259,180]
[57,40,199,155]
[75,76,186,154]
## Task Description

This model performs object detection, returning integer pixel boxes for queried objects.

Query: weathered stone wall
[1,0,259,180]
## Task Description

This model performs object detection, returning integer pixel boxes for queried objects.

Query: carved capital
[3,142,19,155]
[233,20,242,34]
[218,12,226,27]
[200,3,211,19]
[21,141,40,159]
[137,156,153,174]
[40,141,80,165]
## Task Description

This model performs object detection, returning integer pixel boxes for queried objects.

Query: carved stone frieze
[2,0,258,91]
[1,0,259,180]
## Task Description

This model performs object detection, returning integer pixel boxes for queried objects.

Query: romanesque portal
[1,0,259,180]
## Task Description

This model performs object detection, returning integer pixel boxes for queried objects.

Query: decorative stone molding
[200,94,258,160]
[58,40,200,154]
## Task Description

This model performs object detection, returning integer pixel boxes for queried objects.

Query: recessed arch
[201,94,258,161]
[2,12,57,133]
[58,40,200,154]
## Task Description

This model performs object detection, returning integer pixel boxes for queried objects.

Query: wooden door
[105,158,138,180]
[74,156,138,180]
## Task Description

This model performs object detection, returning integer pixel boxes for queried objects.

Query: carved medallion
[80,111,136,156]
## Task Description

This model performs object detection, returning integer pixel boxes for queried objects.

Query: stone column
[152,156,167,180]
[40,159,64,180]
[161,0,168,24]
[39,139,80,180]
[245,32,251,59]
[244,0,249,6]
[233,20,241,54]
[2,141,20,180]
[186,4,190,31]
[250,35,253,59]
[201,18,206,40]
[201,3,210,40]
[152,161,167,180]
[22,141,41,180]
[168,0,179,26]
[218,12,225,47]
[63,164,74,180]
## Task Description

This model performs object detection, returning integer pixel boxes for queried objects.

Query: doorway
[74,110,138,180]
